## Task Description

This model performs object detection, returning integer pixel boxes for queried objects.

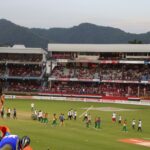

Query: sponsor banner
[33,96,52,100]
[38,93,102,98]
[5,95,150,106]
[93,79,100,82]
[5,95,16,99]
[141,99,150,102]
[128,97,141,102]
[101,80,139,83]
[48,77,56,81]
[128,99,140,102]
[56,59,68,63]
[141,81,148,84]
[124,80,139,83]
[48,78,100,82]
[117,101,146,105]
[141,97,150,100]
[119,60,144,64]
[141,81,150,84]
[102,80,116,83]
[74,59,99,63]
[49,78,146,83]
[57,78,70,81]
[77,78,95,82]
[100,60,119,64]
[80,98,100,102]
[128,97,140,100]
[144,61,150,64]
[49,77,71,81]
[119,138,150,148]
[70,78,78,81]
[33,96,67,101]
[39,93,61,96]
[66,97,85,102]
[100,99,116,103]
[15,96,33,99]
[61,94,101,98]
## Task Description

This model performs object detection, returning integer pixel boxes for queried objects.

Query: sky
[0,0,150,33]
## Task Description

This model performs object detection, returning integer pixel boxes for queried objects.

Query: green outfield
[1,99,150,150]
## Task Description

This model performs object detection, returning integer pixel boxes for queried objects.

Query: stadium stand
[0,45,47,95]
[47,44,150,99]
[1,44,150,100]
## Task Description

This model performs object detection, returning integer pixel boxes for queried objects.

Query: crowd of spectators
[51,64,74,78]
[51,52,150,60]
[51,52,122,60]
[0,53,45,93]
[49,62,150,97]
[0,64,43,77]
[0,60,149,96]
[51,63,100,79]
[0,54,42,62]
[50,81,150,97]
[100,64,150,81]
[51,63,150,81]
[0,65,5,77]
[99,53,122,60]
[8,65,42,77]
[6,80,41,92]
[51,82,100,95]
[52,52,74,59]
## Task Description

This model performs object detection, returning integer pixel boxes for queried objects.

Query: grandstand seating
[50,63,150,81]
[0,65,5,77]
[50,81,150,97]
[52,52,74,59]
[6,80,41,92]
[0,50,45,94]
[8,65,42,77]
[1,44,150,98]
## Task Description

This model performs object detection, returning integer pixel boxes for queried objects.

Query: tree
[128,39,143,44]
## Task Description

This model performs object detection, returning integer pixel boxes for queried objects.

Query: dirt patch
[119,138,150,148]
[15,111,32,120]
[82,107,135,112]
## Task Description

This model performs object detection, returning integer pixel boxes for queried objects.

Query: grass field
[1,99,150,150]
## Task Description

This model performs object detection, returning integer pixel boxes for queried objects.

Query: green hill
[0,19,48,48]
[0,19,150,48]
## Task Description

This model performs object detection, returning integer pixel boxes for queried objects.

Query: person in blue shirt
[0,135,31,150]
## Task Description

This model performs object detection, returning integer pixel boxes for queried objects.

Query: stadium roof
[0,46,47,54]
[48,44,150,53]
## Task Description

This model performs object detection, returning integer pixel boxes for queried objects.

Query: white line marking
[79,105,93,118]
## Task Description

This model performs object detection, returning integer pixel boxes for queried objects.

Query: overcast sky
[0,0,150,33]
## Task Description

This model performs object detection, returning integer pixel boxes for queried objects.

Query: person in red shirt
[0,126,11,138]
